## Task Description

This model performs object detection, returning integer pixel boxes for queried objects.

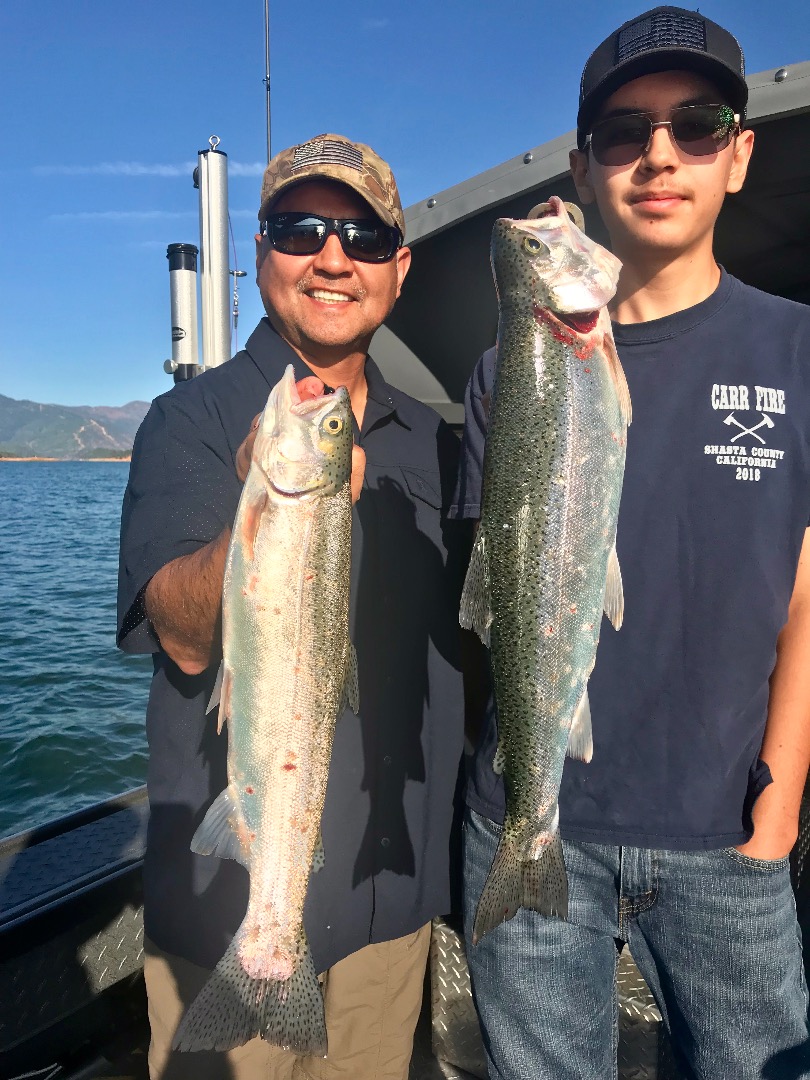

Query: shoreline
[0,456,131,463]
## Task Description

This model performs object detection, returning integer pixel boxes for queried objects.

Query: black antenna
[263,0,271,162]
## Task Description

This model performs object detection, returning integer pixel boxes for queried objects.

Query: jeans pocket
[722,846,791,872]
[468,807,504,837]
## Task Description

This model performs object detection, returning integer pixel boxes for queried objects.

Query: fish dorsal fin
[190,786,250,868]
[311,830,325,874]
[603,544,624,631]
[566,688,593,763]
[460,531,492,647]
[601,314,632,429]
[340,642,359,715]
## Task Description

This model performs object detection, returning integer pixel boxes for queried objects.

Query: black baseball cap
[577,6,748,148]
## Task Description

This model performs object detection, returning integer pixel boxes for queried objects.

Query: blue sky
[1,0,807,407]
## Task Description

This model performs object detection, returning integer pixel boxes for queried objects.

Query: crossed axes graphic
[723,412,775,444]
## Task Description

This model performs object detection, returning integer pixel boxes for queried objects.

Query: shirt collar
[243,318,412,432]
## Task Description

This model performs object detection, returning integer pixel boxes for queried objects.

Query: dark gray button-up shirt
[118,318,466,972]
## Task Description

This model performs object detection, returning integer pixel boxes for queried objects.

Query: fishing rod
[264,0,272,162]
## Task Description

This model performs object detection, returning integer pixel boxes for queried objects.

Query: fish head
[492,196,621,335]
[253,366,353,497]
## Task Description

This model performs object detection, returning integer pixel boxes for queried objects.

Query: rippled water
[0,462,151,840]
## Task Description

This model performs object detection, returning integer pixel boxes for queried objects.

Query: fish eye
[323,415,344,435]
[523,236,548,255]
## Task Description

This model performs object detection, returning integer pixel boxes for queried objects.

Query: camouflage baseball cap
[258,133,405,239]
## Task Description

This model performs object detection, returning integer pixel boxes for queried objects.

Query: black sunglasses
[586,104,740,167]
[261,212,401,263]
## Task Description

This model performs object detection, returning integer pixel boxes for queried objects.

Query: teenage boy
[451,8,810,1077]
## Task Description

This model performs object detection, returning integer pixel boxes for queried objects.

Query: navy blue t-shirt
[117,318,466,971]
[451,271,810,849]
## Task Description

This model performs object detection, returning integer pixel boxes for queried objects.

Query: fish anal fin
[567,688,593,763]
[217,665,233,735]
[603,544,624,631]
[191,786,250,868]
[492,738,507,775]
[173,927,326,1056]
[460,531,492,647]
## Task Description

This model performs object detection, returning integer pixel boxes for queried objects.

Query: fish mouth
[535,306,601,338]
[557,311,600,334]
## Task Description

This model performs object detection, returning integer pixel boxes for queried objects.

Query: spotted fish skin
[173,365,355,1055]
[461,198,630,942]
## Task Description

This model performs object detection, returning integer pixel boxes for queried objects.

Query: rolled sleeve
[117,389,241,654]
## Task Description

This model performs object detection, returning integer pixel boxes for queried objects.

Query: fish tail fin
[523,829,568,921]
[472,827,568,944]
[172,929,326,1056]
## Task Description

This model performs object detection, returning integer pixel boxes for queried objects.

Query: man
[117,134,465,1079]
[451,8,810,1078]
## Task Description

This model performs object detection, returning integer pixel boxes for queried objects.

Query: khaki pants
[144,925,431,1080]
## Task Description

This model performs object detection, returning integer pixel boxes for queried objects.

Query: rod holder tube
[198,145,231,369]
[166,243,200,380]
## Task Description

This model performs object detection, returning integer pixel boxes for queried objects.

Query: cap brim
[577,50,748,144]
[258,173,401,237]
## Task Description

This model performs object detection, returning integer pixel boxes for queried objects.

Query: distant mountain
[0,394,150,458]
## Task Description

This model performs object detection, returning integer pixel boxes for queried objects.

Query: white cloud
[360,17,389,29]
[49,208,258,223]
[34,160,265,178]
[49,209,198,221]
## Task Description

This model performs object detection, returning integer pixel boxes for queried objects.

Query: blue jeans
[463,807,810,1080]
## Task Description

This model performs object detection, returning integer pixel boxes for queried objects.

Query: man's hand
[236,377,366,500]
[736,526,810,861]
[236,414,260,484]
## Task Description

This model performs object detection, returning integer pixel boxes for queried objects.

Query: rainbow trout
[461,197,630,941]
[174,365,356,1055]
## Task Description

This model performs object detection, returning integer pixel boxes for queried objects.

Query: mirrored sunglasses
[261,212,401,263]
[587,104,741,167]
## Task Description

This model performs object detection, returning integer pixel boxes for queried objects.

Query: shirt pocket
[400,466,443,510]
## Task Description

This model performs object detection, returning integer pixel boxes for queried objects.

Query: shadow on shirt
[351,473,466,887]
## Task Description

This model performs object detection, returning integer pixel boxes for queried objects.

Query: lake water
[0,462,151,840]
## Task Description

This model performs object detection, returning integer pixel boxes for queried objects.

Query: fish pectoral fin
[311,829,325,874]
[239,481,269,563]
[190,786,250,868]
[603,544,624,631]
[340,642,359,715]
[566,688,593,763]
[459,531,492,647]
[601,317,632,428]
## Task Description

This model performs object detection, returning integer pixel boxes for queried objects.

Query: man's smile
[306,289,355,304]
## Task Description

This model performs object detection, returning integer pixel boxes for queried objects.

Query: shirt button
[380,837,391,848]
[383,755,392,765]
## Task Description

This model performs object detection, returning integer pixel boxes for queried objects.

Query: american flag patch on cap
[617,10,706,63]
[291,137,363,174]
